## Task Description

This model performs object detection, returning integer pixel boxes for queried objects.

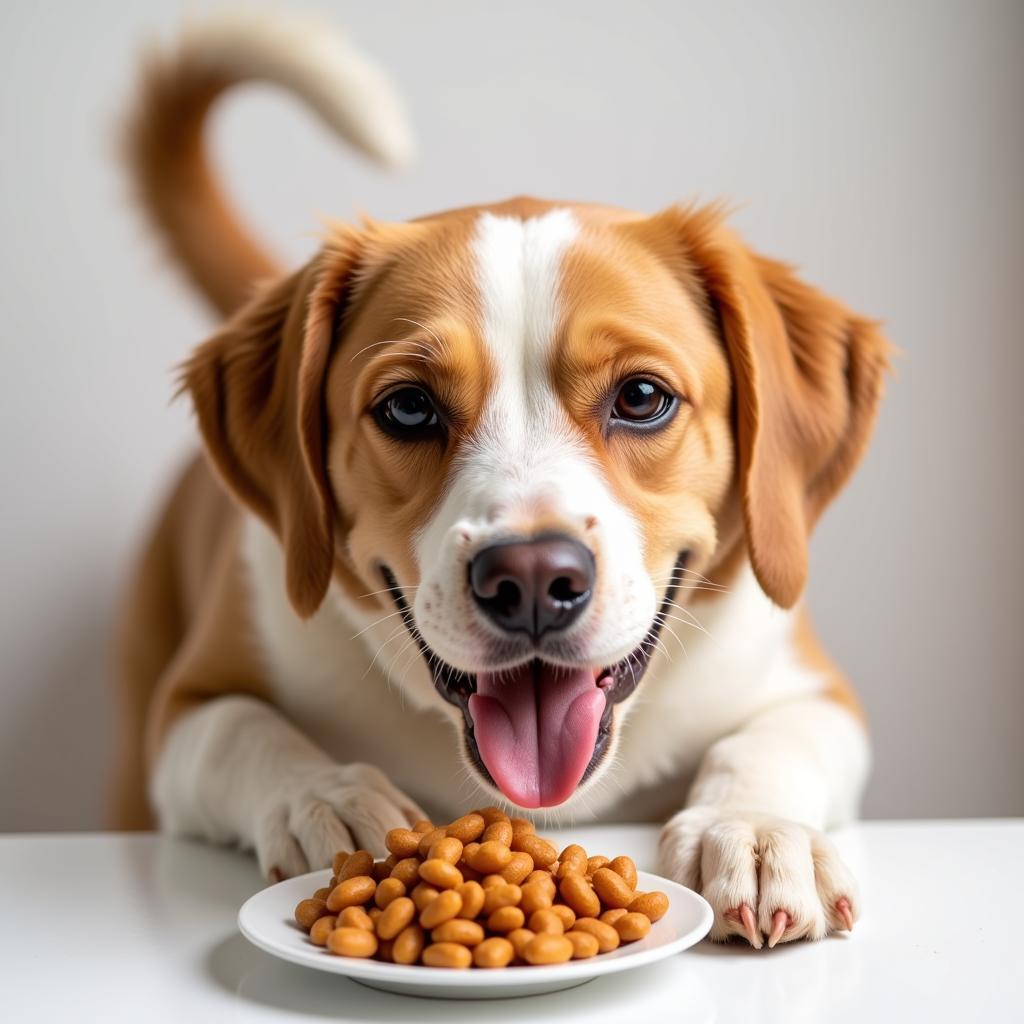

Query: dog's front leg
[658,697,868,947]
[151,695,425,880]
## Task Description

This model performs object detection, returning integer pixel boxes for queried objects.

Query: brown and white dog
[113,13,889,948]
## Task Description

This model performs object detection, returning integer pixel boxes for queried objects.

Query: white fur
[413,210,657,678]
[180,10,414,167]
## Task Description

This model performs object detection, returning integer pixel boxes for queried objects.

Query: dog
[112,12,889,948]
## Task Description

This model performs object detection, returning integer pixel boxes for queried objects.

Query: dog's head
[182,198,889,810]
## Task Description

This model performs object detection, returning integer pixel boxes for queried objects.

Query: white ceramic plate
[238,868,712,999]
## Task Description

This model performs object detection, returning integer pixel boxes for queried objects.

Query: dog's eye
[612,378,673,423]
[373,386,441,439]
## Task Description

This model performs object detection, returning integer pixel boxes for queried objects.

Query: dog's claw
[268,866,284,884]
[767,909,789,948]
[836,897,854,932]
[739,903,762,948]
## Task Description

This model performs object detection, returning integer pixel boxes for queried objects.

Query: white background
[1,0,1021,830]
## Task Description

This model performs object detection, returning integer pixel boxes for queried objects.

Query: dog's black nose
[469,534,595,640]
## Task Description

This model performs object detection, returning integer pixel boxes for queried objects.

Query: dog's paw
[658,808,858,948]
[254,762,425,882]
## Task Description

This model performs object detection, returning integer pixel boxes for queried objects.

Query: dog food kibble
[292,808,670,968]
[419,888,463,930]
[523,933,574,965]
[628,890,670,922]
[327,926,378,958]
[456,881,485,919]
[326,875,376,912]
[473,935,515,968]
[338,906,375,931]
[308,914,337,946]
[615,911,653,942]
[431,918,485,946]
[566,930,600,959]
[377,896,416,940]
[385,828,422,859]
[294,898,328,931]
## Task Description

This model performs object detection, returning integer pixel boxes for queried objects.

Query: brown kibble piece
[422,942,473,968]
[592,867,635,909]
[558,844,588,875]
[512,833,557,867]
[549,904,576,931]
[419,888,463,929]
[428,836,464,865]
[410,882,440,912]
[418,827,448,859]
[313,887,331,901]
[586,855,610,875]
[294,898,328,931]
[326,875,376,912]
[487,905,526,933]
[500,852,534,885]
[506,928,535,958]
[377,896,416,940]
[392,923,426,964]
[418,858,463,889]
[520,881,553,916]
[337,850,374,881]
[446,813,487,843]
[327,927,378,958]
[468,840,512,874]
[390,857,421,888]
[609,855,638,889]
[431,918,485,946]
[482,820,513,846]
[509,817,535,839]
[456,881,485,919]
[524,870,557,889]
[528,908,564,935]
[482,883,522,915]
[374,877,407,909]
[308,915,338,946]
[566,930,600,959]
[559,873,600,918]
[572,917,620,953]
[338,906,375,932]
[628,890,669,922]
[473,936,515,968]
[332,851,350,875]
[615,911,652,942]
[523,933,573,965]
[385,828,422,859]
[412,820,434,833]
[476,806,510,826]
[600,908,628,926]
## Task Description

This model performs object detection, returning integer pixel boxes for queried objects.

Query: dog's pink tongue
[469,663,605,808]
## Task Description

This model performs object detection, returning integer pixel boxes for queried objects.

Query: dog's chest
[242,518,821,822]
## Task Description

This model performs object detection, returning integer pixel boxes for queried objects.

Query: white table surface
[1,821,1020,1023]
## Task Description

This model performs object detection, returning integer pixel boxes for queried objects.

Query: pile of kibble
[292,807,669,968]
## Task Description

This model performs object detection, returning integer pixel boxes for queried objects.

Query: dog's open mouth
[380,559,683,809]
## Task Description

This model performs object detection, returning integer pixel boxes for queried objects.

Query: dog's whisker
[350,608,408,640]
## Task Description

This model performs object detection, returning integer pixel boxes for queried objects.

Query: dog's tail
[124,10,413,317]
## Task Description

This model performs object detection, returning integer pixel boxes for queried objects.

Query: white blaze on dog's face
[322,199,735,810]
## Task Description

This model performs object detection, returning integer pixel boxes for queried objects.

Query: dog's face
[184,198,888,811]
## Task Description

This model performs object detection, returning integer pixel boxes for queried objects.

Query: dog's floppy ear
[180,229,362,618]
[643,205,891,607]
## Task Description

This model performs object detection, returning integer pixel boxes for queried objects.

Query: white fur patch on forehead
[472,209,579,416]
